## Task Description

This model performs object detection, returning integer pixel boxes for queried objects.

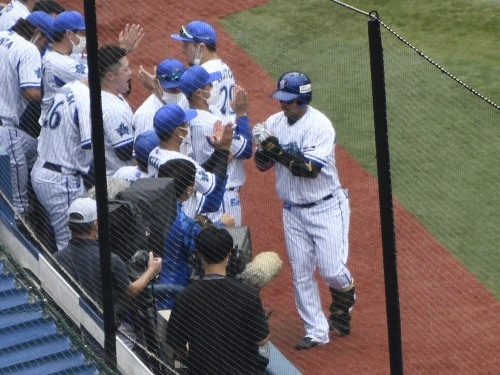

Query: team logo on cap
[279,79,287,90]
[300,84,312,93]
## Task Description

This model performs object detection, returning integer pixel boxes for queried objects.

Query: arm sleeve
[229,116,252,159]
[165,294,188,349]
[245,289,270,342]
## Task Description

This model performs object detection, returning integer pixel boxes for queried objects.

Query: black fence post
[367,11,404,375]
[83,0,117,367]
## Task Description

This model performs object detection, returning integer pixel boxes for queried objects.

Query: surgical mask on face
[71,34,86,55]
[193,44,203,66]
[30,32,40,45]
[177,126,190,141]
[161,90,183,105]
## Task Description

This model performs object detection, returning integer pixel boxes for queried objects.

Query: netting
[0,0,498,374]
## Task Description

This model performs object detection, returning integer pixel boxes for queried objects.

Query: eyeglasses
[179,25,194,40]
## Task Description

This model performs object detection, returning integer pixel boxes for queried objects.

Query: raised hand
[119,24,145,54]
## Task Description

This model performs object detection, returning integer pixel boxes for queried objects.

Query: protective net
[0,0,498,374]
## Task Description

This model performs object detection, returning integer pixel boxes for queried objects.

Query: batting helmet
[271,71,312,106]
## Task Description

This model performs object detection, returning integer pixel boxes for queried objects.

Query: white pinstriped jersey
[37,80,93,173]
[39,50,88,125]
[202,59,235,124]
[132,93,189,140]
[101,91,134,175]
[0,30,41,127]
[148,147,218,217]
[112,165,152,183]
[0,1,29,31]
[264,106,341,204]
[190,107,247,189]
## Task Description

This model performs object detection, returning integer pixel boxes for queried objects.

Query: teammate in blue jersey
[254,71,356,350]
[155,158,234,310]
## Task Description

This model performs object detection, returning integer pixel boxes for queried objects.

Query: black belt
[295,194,333,208]
[43,162,81,176]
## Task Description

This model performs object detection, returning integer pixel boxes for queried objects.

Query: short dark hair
[98,44,127,79]
[196,227,233,264]
[158,159,196,199]
[11,18,37,40]
[33,0,65,15]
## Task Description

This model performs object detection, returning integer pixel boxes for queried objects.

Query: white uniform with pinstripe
[189,106,248,225]
[264,105,352,344]
[31,80,92,251]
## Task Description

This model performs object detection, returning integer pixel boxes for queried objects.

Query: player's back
[40,50,88,125]
[203,58,235,123]
[38,80,93,173]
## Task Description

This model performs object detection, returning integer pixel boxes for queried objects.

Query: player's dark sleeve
[201,149,230,180]
[198,174,227,213]
[18,101,42,138]
[113,141,134,161]
[233,115,252,159]
[261,137,322,178]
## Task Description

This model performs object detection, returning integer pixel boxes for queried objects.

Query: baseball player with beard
[148,104,233,219]
[132,58,189,140]
[178,65,251,225]
[171,20,236,124]
[254,72,356,350]
[31,78,92,252]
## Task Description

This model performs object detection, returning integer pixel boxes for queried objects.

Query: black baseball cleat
[295,337,323,350]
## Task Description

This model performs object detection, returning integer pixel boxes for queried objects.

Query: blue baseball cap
[179,65,221,97]
[156,58,186,90]
[53,11,85,33]
[134,130,160,164]
[170,20,217,46]
[27,11,54,41]
[153,104,197,136]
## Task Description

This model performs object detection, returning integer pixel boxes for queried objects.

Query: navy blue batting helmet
[271,71,312,105]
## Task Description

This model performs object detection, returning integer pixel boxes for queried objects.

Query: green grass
[221,0,500,297]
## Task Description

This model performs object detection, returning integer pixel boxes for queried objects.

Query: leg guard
[329,280,356,336]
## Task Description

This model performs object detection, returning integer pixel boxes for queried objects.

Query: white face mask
[177,125,190,142]
[71,34,86,55]
[161,90,183,105]
[193,44,202,66]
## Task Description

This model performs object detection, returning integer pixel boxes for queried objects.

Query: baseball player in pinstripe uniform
[132,58,189,141]
[98,45,134,176]
[31,79,92,251]
[178,65,252,225]
[0,15,44,172]
[171,20,237,123]
[254,72,356,350]
[148,104,233,219]
[38,11,87,127]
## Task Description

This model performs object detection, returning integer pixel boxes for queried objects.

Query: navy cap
[27,11,54,41]
[153,104,197,136]
[134,130,160,164]
[53,11,85,33]
[170,20,217,46]
[179,65,221,97]
[156,58,186,90]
